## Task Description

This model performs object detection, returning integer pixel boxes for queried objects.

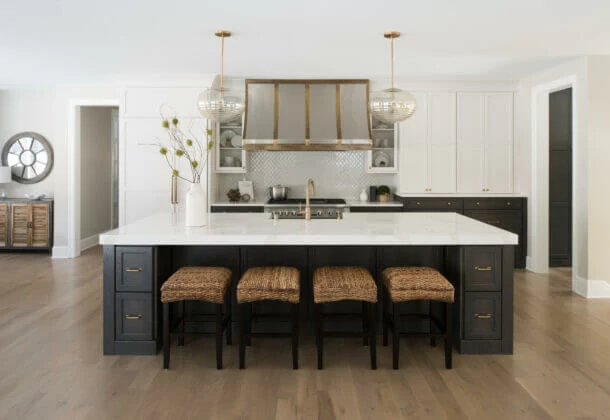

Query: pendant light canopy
[197,30,245,123]
[369,31,416,124]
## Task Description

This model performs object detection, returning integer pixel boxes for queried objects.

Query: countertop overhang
[99,212,518,246]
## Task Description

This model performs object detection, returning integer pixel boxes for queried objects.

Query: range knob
[317,210,323,216]
[291,210,297,216]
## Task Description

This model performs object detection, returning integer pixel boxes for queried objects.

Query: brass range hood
[242,79,372,151]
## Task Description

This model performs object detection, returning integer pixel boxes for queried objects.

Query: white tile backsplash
[216,151,397,201]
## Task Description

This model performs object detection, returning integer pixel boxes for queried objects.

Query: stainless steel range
[265,198,346,219]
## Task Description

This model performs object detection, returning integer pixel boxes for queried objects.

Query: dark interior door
[549,88,572,267]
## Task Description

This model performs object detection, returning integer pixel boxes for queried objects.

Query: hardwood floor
[1,249,609,419]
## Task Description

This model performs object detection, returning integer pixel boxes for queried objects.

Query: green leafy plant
[156,109,214,184]
[377,185,391,196]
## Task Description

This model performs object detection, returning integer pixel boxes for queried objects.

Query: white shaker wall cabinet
[398,91,457,194]
[120,86,210,224]
[456,92,514,193]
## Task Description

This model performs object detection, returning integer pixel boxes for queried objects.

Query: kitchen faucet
[302,178,316,221]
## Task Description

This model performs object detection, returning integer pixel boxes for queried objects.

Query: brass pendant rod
[220,34,225,91]
[390,36,394,90]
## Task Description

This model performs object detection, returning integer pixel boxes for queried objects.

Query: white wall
[0,90,58,197]
[80,107,114,244]
[585,56,610,297]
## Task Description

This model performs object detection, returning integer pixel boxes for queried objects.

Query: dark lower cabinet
[104,243,514,356]
[211,206,264,213]
[349,206,402,212]
[396,196,527,269]
[115,293,153,341]
[463,292,502,340]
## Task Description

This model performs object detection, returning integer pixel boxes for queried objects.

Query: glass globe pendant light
[369,31,416,124]
[197,30,245,123]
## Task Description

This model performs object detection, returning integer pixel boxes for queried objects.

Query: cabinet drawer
[464,198,522,210]
[115,247,153,292]
[464,247,502,291]
[464,292,502,339]
[211,206,264,213]
[115,293,153,341]
[404,198,463,211]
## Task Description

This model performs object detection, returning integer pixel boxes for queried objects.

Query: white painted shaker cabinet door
[457,93,485,193]
[427,92,456,193]
[398,92,428,193]
[485,93,514,193]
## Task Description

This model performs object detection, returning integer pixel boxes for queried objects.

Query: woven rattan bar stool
[161,266,232,370]
[381,266,454,369]
[237,266,300,369]
[313,266,378,370]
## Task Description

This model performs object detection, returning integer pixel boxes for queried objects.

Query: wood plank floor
[1,248,609,419]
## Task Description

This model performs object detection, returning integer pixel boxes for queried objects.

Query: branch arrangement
[157,111,214,184]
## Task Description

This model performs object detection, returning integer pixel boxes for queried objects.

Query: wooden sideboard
[0,199,54,254]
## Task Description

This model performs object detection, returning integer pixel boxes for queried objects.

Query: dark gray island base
[103,244,514,356]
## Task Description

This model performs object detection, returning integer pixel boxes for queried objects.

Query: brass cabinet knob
[447,202,452,206]
[475,201,480,206]
[506,202,512,206]
[416,202,422,206]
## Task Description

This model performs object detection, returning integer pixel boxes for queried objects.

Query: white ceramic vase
[185,181,207,227]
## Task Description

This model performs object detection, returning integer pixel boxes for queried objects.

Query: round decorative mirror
[1,132,54,184]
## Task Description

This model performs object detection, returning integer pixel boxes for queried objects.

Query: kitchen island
[100,212,517,356]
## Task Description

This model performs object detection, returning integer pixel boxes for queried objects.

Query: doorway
[548,88,572,267]
[79,106,119,252]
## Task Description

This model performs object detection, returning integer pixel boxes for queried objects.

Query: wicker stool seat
[237,266,300,369]
[381,267,454,303]
[313,266,377,303]
[161,266,232,304]
[313,266,377,370]
[381,266,453,370]
[161,266,233,370]
[237,266,300,304]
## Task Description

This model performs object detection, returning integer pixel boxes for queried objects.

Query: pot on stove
[269,185,288,201]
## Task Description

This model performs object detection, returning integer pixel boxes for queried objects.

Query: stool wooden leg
[216,303,223,370]
[369,302,377,370]
[392,302,400,370]
[239,303,247,369]
[445,302,453,369]
[292,303,299,370]
[163,302,170,369]
[178,300,185,347]
[382,288,389,347]
[429,301,436,347]
[315,303,323,370]
[246,303,253,347]
[362,301,369,347]
[226,292,232,346]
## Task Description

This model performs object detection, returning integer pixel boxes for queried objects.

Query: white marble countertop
[99,212,518,246]
[211,201,266,206]
[395,193,527,198]
[347,200,403,207]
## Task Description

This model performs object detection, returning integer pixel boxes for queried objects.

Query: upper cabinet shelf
[242,79,372,151]
[367,117,398,173]
[215,115,247,173]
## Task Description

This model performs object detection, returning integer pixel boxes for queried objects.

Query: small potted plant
[377,185,391,202]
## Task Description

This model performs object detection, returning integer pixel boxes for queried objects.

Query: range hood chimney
[242,79,372,151]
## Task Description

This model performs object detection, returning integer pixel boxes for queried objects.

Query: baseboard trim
[585,279,610,298]
[80,234,99,252]
[52,246,69,259]
[573,275,610,298]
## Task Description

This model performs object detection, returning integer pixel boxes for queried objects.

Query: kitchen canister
[369,186,377,202]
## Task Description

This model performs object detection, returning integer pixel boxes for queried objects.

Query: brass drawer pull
[125,267,143,273]
[474,313,492,319]
[125,314,143,320]
[474,265,493,271]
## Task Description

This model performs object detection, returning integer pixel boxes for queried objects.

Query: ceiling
[1,0,609,87]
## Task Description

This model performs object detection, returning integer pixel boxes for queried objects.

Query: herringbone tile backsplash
[216,151,397,201]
